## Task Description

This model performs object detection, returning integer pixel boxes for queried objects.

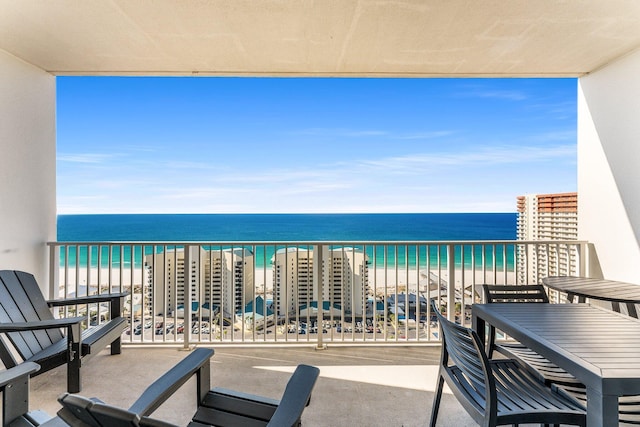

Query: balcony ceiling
[1,1,640,77]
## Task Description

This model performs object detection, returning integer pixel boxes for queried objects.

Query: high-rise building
[144,247,254,317]
[324,247,369,317]
[517,192,578,284]
[271,246,368,317]
[273,247,314,316]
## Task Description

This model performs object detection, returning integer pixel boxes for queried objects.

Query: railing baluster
[446,244,455,322]
[315,244,325,350]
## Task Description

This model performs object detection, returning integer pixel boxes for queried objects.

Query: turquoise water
[57,213,517,270]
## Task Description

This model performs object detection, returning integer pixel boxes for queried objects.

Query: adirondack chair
[0,362,68,427]
[56,348,320,427]
[0,270,128,393]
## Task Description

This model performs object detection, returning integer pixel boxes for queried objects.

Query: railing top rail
[47,240,588,246]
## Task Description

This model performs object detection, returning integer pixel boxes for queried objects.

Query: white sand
[56,266,514,296]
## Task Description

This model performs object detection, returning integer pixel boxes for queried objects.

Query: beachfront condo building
[517,192,578,285]
[144,247,254,317]
[272,246,368,318]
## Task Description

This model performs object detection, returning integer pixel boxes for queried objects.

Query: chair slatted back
[481,284,550,358]
[431,301,492,410]
[482,284,549,303]
[0,270,64,367]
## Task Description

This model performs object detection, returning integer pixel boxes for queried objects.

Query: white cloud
[288,128,455,140]
[393,131,456,140]
[468,90,528,101]
[57,141,575,214]
[57,153,119,164]
[354,143,575,174]
[454,85,529,101]
[289,128,387,137]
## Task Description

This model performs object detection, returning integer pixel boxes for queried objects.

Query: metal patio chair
[429,300,585,427]
[482,284,583,387]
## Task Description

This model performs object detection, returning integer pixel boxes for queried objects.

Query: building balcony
[1,3,639,424]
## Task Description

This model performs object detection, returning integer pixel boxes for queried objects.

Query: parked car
[156,323,175,335]
[129,320,152,335]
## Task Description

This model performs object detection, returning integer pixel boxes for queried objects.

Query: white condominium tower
[272,246,368,317]
[517,192,578,285]
[144,247,254,317]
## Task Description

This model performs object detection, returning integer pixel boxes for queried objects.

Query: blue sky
[56,77,577,214]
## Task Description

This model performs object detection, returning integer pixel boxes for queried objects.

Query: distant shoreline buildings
[516,192,578,285]
[271,246,368,317]
[144,247,254,318]
[143,245,369,321]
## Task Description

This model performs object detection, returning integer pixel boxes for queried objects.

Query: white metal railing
[47,240,589,346]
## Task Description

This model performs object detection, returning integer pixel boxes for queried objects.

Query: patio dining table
[473,302,640,427]
[543,276,640,318]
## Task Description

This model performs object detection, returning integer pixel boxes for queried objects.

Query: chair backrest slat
[444,325,486,385]
[482,284,549,303]
[0,271,63,363]
[431,301,489,398]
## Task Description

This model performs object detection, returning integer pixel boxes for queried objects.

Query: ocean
[57,213,517,270]
[57,213,516,242]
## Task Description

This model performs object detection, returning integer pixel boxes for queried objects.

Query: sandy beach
[55,266,515,298]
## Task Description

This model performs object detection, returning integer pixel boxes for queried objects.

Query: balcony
[2,3,640,425]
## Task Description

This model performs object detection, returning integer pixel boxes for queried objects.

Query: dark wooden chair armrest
[0,362,40,388]
[0,317,85,332]
[48,293,129,322]
[1,362,42,427]
[265,365,319,427]
[47,292,129,307]
[128,348,214,416]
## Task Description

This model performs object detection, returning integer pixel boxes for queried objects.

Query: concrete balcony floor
[29,345,541,426]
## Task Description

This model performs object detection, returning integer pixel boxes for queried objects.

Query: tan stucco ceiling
[1,0,640,77]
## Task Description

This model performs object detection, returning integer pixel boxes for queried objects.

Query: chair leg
[111,337,122,355]
[68,358,81,393]
[68,328,82,393]
[429,375,445,427]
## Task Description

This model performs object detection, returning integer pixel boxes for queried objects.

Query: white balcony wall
[578,48,640,283]
[0,49,56,288]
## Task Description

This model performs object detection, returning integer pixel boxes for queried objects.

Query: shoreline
[55,266,515,295]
